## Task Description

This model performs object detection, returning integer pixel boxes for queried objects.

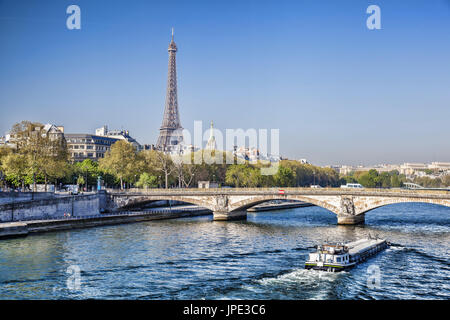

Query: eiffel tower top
[168,27,177,52]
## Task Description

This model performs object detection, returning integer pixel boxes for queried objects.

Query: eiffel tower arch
[156,28,184,152]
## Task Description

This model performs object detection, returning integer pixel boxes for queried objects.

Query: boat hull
[304,263,354,272]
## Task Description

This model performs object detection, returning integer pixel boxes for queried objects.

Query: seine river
[0,203,449,299]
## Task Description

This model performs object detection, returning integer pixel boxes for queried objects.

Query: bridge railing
[106,187,450,196]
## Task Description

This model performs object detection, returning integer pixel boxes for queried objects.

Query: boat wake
[259,268,342,288]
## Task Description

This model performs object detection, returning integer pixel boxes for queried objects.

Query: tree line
[341,169,407,188]
[2,121,448,191]
[341,169,450,188]
[0,122,344,190]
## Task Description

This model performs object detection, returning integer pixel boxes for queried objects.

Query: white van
[340,183,364,189]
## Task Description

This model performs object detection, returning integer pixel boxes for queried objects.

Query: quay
[0,207,211,239]
[247,200,314,212]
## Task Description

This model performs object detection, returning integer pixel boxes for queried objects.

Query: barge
[305,237,389,272]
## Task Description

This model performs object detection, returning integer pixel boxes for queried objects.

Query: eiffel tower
[156,28,183,152]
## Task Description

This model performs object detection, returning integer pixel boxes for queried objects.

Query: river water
[0,203,449,299]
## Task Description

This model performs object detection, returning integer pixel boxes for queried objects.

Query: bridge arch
[229,195,340,215]
[110,195,216,212]
[355,197,450,215]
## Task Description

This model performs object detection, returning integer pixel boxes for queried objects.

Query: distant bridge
[106,188,450,225]
[403,182,425,190]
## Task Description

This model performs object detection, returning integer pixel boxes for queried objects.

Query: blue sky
[1,0,449,165]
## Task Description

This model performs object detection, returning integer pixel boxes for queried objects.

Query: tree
[45,158,70,191]
[155,151,175,189]
[442,175,450,187]
[9,121,68,191]
[75,159,100,191]
[136,173,158,189]
[99,140,138,189]
[342,175,357,184]
[377,172,391,188]
[180,162,197,188]
[77,175,85,189]
[1,153,30,190]
[274,166,295,187]
[0,146,12,189]
[358,172,377,188]
[171,153,199,188]
[225,164,248,187]
[245,166,262,187]
[139,150,175,189]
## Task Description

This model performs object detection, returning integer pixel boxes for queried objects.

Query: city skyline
[1,0,449,166]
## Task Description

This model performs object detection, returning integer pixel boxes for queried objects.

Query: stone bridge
[105,188,450,225]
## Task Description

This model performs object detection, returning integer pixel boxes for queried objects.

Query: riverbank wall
[0,209,212,239]
[0,192,61,205]
[0,192,104,222]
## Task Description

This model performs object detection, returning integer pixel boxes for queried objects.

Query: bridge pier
[337,213,365,225]
[213,211,247,221]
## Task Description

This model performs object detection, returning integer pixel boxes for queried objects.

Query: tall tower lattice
[156,28,183,151]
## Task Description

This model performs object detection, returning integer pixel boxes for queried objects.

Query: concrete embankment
[0,222,29,239]
[0,209,212,239]
[0,193,103,222]
[247,201,314,212]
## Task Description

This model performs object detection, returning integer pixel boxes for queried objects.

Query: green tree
[77,175,85,189]
[342,175,357,184]
[442,175,450,187]
[99,140,138,189]
[75,159,100,190]
[357,171,377,188]
[0,146,12,189]
[9,121,68,191]
[274,166,295,187]
[136,172,158,189]
[1,153,30,190]
[226,164,250,187]
[139,150,175,189]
